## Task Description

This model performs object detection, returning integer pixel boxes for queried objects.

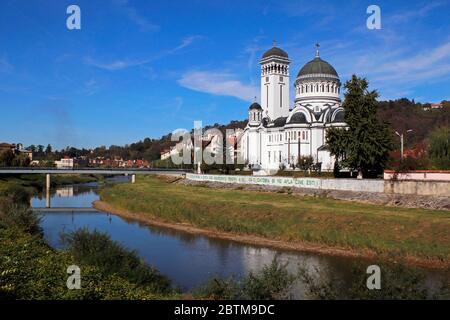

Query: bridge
[0,167,190,175]
[0,167,191,208]
[32,207,100,213]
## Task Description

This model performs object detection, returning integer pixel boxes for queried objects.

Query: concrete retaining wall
[186,174,384,193]
[186,174,450,196]
[321,178,384,193]
[384,180,450,196]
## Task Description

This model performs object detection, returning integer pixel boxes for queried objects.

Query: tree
[0,150,15,167]
[326,75,393,179]
[45,144,52,155]
[428,127,450,169]
[28,145,36,153]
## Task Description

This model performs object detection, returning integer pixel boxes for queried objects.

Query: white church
[240,44,347,174]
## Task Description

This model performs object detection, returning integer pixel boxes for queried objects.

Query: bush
[61,229,172,293]
[0,228,173,300]
[0,185,40,235]
[195,258,296,300]
[0,203,42,235]
[298,262,449,300]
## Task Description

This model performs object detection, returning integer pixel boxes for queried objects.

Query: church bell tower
[260,43,290,120]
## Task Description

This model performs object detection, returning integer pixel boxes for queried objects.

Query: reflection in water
[35,180,449,298]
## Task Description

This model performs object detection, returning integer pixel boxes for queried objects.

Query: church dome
[262,47,289,59]
[249,102,262,110]
[288,112,308,124]
[332,110,345,123]
[297,57,338,78]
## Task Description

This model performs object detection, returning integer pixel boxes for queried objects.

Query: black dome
[271,117,287,128]
[249,102,262,110]
[289,112,308,124]
[262,47,288,59]
[297,57,338,78]
[332,111,345,123]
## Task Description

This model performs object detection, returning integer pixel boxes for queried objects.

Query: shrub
[0,203,42,235]
[195,257,296,300]
[0,228,173,300]
[298,262,449,300]
[61,229,172,293]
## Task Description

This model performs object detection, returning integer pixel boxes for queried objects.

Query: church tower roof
[262,46,289,59]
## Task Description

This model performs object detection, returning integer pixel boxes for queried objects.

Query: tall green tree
[428,127,450,169]
[45,144,52,155]
[326,75,393,178]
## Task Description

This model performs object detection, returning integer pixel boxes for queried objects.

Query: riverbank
[180,178,450,211]
[0,174,102,194]
[0,179,180,300]
[96,175,450,269]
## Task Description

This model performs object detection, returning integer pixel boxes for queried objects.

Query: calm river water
[33,178,448,298]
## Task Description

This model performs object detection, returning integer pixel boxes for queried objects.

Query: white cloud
[113,0,159,32]
[85,35,203,72]
[388,2,445,24]
[85,57,150,71]
[84,79,99,96]
[178,71,258,102]
[168,35,204,54]
[377,42,450,74]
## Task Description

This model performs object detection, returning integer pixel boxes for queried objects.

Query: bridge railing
[0,167,193,173]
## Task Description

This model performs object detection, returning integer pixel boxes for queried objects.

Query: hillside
[377,99,450,149]
[40,99,448,163]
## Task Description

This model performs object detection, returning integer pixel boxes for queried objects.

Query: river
[32,178,449,298]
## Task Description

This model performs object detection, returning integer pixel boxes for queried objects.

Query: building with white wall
[241,45,347,174]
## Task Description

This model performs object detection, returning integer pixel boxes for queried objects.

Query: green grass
[99,176,450,262]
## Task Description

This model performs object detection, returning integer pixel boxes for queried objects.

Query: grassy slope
[99,176,450,262]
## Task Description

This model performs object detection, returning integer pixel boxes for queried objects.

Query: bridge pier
[45,174,51,208]
[131,174,136,184]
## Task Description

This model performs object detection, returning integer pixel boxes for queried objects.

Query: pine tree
[326,75,393,178]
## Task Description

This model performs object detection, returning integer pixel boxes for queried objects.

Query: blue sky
[1,0,449,149]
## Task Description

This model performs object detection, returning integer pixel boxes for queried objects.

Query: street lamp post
[395,130,413,161]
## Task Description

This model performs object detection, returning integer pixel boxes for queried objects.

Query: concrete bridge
[0,167,190,208]
[32,207,100,213]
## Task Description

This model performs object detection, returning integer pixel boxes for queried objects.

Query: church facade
[240,45,347,174]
